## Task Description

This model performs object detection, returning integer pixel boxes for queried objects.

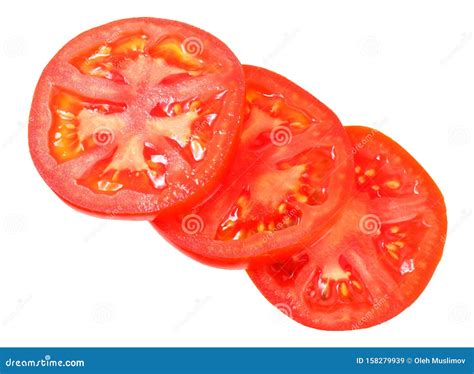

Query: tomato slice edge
[29,17,245,219]
[247,125,447,330]
[152,65,354,267]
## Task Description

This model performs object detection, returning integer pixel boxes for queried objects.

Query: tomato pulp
[248,126,447,330]
[152,65,354,268]
[29,18,245,219]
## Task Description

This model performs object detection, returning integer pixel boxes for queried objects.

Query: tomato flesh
[152,65,354,268]
[248,126,447,330]
[29,18,245,219]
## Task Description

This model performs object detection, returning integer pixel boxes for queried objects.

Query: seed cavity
[303,256,368,306]
[269,253,310,285]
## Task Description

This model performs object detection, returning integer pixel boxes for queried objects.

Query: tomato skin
[248,126,447,330]
[152,65,354,268]
[29,18,245,220]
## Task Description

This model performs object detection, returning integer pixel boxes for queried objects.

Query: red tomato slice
[152,65,354,268]
[248,126,447,330]
[29,18,245,219]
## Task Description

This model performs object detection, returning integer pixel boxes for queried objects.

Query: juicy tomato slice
[152,65,354,268]
[248,126,447,330]
[29,18,245,219]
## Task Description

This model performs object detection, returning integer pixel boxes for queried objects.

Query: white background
[0,0,473,347]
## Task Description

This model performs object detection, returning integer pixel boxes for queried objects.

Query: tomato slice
[248,126,447,330]
[29,18,245,219]
[152,65,354,268]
